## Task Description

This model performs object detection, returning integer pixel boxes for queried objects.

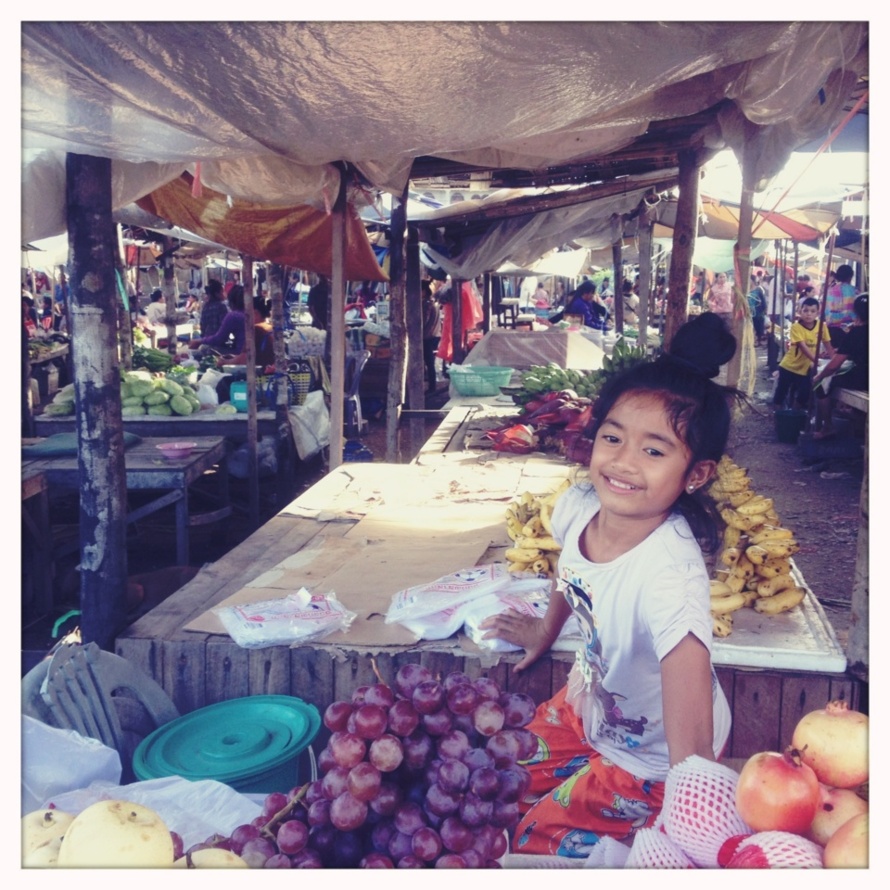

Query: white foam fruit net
[658,754,752,867]
[625,827,696,868]
[725,832,824,869]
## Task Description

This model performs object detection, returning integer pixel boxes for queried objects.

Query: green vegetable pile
[120,370,201,416]
[513,336,651,406]
[132,346,175,373]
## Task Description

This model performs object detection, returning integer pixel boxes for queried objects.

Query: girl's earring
[687,484,696,493]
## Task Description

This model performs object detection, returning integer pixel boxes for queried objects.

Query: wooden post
[726,144,756,389]
[329,176,347,470]
[451,278,464,365]
[267,262,294,501]
[637,205,653,349]
[386,185,409,462]
[847,414,868,681]
[115,226,133,372]
[665,149,701,349]
[767,238,783,371]
[161,235,177,355]
[66,152,129,650]
[406,225,426,456]
[482,272,492,334]
[242,256,259,527]
[22,312,34,437]
[611,214,624,334]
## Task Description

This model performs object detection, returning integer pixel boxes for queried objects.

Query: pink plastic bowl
[156,441,197,460]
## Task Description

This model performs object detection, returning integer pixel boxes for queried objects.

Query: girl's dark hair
[585,313,740,551]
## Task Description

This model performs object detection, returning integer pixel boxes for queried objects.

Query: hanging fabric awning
[136,175,388,281]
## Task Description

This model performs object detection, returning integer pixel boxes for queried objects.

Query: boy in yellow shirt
[772,297,834,410]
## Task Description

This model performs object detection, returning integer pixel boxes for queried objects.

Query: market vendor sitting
[190,285,246,356]
[566,280,608,331]
[216,296,276,371]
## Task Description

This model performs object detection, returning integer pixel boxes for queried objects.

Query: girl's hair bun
[665,313,736,378]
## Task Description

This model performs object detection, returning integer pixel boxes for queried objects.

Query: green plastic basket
[449,365,515,396]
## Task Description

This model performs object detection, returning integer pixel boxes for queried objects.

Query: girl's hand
[479,611,553,673]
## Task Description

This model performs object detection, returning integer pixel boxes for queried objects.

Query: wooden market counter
[115,407,861,760]
[35,409,278,442]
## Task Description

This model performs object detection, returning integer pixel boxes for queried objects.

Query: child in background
[772,296,833,410]
[481,313,738,857]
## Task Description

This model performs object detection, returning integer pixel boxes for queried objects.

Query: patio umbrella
[653,196,835,242]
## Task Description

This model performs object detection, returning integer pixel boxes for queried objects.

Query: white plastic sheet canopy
[22,21,866,246]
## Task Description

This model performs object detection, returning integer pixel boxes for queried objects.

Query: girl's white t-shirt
[551,484,731,781]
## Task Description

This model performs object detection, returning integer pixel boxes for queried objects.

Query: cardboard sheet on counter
[184,502,505,646]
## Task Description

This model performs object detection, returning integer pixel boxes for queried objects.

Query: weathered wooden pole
[67,152,129,650]
[665,149,701,348]
[242,256,259,527]
[328,175,348,470]
[482,272,492,334]
[406,223,427,456]
[115,225,134,372]
[22,316,34,437]
[611,214,624,334]
[848,415,868,682]
[386,185,409,462]
[637,204,654,348]
[267,261,294,502]
[451,278,464,366]
[161,235,178,355]
[726,139,756,390]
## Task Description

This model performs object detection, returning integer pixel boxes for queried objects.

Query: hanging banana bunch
[707,455,806,636]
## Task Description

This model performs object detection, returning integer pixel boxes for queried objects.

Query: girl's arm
[479,578,571,673]
[661,633,716,766]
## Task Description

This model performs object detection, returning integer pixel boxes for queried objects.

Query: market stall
[115,409,857,760]
[23,435,230,569]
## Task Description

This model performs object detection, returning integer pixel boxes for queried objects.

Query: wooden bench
[835,388,868,414]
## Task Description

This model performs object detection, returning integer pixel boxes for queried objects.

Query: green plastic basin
[133,694,320,793]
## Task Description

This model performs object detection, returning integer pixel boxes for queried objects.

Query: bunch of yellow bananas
[707,455,806,637]
[503,479,572,576]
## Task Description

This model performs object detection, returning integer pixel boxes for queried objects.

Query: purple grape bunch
[189,666,538,868]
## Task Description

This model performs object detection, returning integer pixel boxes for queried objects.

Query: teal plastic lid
[133,695,320,786]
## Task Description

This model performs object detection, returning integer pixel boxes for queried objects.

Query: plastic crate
[448,365,515,396]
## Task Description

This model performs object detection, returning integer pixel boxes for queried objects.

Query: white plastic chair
[21,642,179,783]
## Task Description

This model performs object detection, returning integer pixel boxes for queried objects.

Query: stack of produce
[707,456,804,637]
[503,480,572,576]
[23,667,535,869]
[120,370,202,417]
[726,700,868,868]
[488,340,649,460]
[132,345,175,373]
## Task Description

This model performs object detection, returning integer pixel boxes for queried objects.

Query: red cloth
[436,282,483,362]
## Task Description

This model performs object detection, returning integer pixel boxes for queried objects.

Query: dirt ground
[719,349,865,654]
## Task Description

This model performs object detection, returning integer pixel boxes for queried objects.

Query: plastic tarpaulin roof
[22,21,867,243]
[417,174,675,280]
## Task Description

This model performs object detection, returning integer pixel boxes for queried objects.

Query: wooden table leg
[176,486,189,566]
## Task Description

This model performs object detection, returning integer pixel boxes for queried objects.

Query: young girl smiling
[482,313,739,858]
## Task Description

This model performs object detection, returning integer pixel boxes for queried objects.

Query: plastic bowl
[156,441,197,460]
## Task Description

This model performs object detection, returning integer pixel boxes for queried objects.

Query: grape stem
[370,656,386,685]
[259,785,308,839]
